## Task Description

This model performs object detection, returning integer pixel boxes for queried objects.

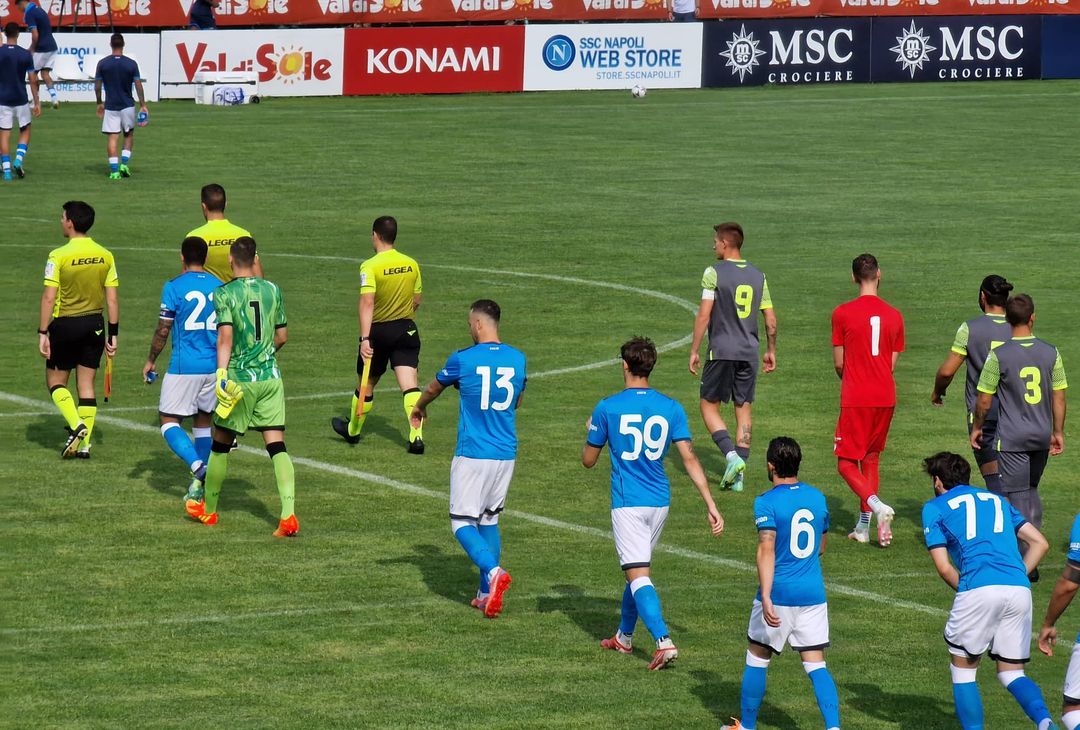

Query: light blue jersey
[754,483,829,607]
[159,271,223,375]
[1070,512,1080,643]
[587,388,691,509]
[922,484,1029,593]
[436,342,527,461]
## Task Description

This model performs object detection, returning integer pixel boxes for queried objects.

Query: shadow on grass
[377,543,478,607]
[688,670,800,729]
[323,411,408,449]
[845,681,955,727]
[536,585,621,643]
[26,416,110,452]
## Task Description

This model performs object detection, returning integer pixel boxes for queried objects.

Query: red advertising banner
[697,0,1078,17]
[343,26,524,94]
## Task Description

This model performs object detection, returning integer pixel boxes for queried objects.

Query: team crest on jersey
[360,272,368,287]
[44,262,55,279]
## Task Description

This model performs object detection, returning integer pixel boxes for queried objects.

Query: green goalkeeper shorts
[214,378,286,435]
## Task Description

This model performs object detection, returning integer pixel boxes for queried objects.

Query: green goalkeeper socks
[271,451,295,519]
[204,450,228,515]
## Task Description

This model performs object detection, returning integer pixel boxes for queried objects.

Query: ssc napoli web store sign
[523,24,703,90]
[703,18,870,86]
[870,15,1040,81]
[16,33,161,102]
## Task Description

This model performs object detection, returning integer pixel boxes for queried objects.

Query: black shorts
[700,359,757,404]
[359,319,420,380]
[967,415,999,466]
[47,313,105,371]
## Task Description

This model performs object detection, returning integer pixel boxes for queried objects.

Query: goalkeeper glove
[215,368,244,418]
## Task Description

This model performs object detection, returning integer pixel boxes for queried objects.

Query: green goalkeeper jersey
[214,276,287,382]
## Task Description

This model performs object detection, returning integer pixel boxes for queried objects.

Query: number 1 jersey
[214,276,287,382]
[831,294,905,407]
[754,483,829,606]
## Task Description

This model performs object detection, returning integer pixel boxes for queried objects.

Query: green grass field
[4,81,1080,729]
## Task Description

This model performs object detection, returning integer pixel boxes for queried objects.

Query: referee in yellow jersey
[332,216,425,453]
[187,183,259,282]
[38,201,119,458]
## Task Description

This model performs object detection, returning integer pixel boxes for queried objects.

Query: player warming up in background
[0,23,39,180]
[689,222,777,492]
[143,237,223,502]
[972,294,1067,546]
[38,201,118,458]
[723,437,840,730]
[921,452,1057,730]
[332,216,425,453]
[186,237,298,538]
[584,337,724,670]
[831,254,903,547]
[1037,512,1080,730]
[410,300,525,618]
[932,275,1014,491]
[15,0,58,108]
[188,184,259,283]
[94,34,147,180]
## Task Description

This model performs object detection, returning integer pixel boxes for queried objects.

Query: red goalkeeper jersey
[831,295,905,407]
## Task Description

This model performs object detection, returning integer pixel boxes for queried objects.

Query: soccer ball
[631,85,647,99]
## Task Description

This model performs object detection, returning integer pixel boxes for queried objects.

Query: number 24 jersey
[754,483,829,607]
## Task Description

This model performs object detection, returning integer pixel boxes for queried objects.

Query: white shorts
[1064,641,1080,704]
[611,506,669,569]
[747,600,830,654]
[102,107,135,135]
[945,584,1032,663]
[33,51,57,71]
[159,373,216,417]
[0,104,31,130]
[449,456,514,525]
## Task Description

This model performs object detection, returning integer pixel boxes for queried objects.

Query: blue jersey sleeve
[94,58,104,81]
[587,400,607,448]
[753,494,776,531]
[159,281,178,320]
[822,501,830,534]
[670,402,691,442]
[1068,513,1080,564]
[1007,500,1027,533]
[26,8,38,28]
[922,502,946,549]
[436,351,461,387]
[133,59,142,80]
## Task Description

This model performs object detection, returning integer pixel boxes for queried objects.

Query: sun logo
[247,0,269,13]
[890,20,935,78]
[109,0,130,14]
[267,46,307,82]
[381,0,404,12]
[642,0,663,7]
[719,25,765,82]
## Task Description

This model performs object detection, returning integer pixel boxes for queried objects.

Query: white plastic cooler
[192,72,259,105]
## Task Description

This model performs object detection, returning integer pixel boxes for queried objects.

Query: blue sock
[741,663,768,730]
[1,154,9,171]
[477,523,500,593]
[1004,674,1051,726]
[630,579,668,641]
[15,143,26,164]
[454,525,497,577]
[48,86,57,99]
[619,582,638,636]
[193,428,212,465]
[808,667,841,729]
[952,680,984,730]
[121,149,131,164]
[161,424,200,471]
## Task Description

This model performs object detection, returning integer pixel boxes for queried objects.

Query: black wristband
[108,322,119,337]
[37,328,48,335]
[360,336,369,342]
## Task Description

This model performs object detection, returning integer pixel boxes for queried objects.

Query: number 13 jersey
[437,342,527,461]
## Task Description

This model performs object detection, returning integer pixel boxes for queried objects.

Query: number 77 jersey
[436,342,527,461]
[831,295,905,407]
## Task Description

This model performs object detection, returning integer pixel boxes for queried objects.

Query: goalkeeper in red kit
[831,254,905,547]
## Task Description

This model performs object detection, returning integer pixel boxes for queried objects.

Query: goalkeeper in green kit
[185,237,299,537]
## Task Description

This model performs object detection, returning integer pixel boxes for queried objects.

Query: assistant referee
[38,201,119,458]
[332,215,425,453]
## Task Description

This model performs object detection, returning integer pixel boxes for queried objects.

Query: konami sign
[343,26,525,94]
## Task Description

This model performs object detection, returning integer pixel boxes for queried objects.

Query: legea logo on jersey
[175,41,333,83]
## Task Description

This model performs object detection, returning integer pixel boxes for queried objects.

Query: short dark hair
[470,299,500,323]
[181,236,208,266]
[110,33,124,49]
[713,222,744,249]
[980,275,1013,308]
[201,183,226,213]
[621,336,657,378]
[1005,294,1035,326]
[852,253,879,282]
[230,236,257,267]
[63,201,95,234]
[373,216,397,245]
[4,22,19,38]
[923,451,971,490]
[766,436,801,478]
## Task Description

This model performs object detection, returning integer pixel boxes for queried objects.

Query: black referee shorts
[359,319,420,380]
[47,313,106,371]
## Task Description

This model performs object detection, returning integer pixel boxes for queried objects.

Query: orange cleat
[185,499,218,525]
[484,567,512,618]
[720,719,744,730]
[273,514,299,538]
[600,632,633,654]
[648,638,678,670]
[470,594,489,610]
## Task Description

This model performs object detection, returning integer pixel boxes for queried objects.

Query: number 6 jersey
[754,483,829,607]
[159,270,224,375]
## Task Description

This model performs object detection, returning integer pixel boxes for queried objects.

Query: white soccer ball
[631,85,647,98]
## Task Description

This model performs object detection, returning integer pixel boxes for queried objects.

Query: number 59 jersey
[587,389,692,510]
[436,343,527,461]
[159,271,224,375]
[754,483,829,607]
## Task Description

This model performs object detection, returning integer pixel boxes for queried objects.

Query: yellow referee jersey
[187,219,251,283]
[359,248,422,323]
[43,237,119,319]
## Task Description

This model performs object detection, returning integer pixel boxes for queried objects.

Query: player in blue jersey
[410,299,526,619]
[94,34,147,180]
[921,452,1057,730]
[722,437,840,730]
[0,23,39,181]
[143,237,223,502]
[1038,512,1080,730]
[583,337,724,671]
[15,0,58,108]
